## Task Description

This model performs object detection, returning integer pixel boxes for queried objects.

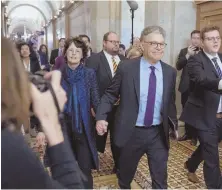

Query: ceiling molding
[8,4,47,23]
[194,0,212,5]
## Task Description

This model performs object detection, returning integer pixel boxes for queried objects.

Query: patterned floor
[92,140,222,189]
[30,134,222,189]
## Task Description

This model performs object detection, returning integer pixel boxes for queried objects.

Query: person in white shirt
[180,26,222,188]
[17,42,41,73]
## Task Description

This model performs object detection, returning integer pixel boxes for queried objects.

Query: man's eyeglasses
[106,40,120,45]
[204,36,221,42]
[143,41,167,49]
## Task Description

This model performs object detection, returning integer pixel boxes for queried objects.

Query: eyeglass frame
[143,41,167,49]
[204,36,221,42]
[105,40,121,45]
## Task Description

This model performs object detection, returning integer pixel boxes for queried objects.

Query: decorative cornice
[194,0,212,5]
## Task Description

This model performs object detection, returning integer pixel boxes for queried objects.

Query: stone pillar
[45,27,48,46]
[1,5,5,37]
[145,1,197,118]
[109,1,121,35]
[65,11,70,38]
[87,0,121,52]
[52,20,57,48]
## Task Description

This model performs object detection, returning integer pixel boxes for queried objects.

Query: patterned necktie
[144,66,156,127]
[112,56,118,75]
[212,57,222,79]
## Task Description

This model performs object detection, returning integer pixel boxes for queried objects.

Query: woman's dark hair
[39,44,48,56]
[63,37,88,63]
[16,42,30,53]
[79,34,90,42]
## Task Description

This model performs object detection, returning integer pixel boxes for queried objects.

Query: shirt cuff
[218,80,222,90]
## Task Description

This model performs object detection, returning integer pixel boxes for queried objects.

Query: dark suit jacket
[50,49,59,65]
[176,47,190,93]
[95,58,178,149]
[85,51,126,97]
[180,51,222,131]
[30,57,41,74]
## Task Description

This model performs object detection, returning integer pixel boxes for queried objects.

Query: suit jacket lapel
[219,53,222,64]
[133,58,141,105]
[100,51,112,81]
[161,61,170,114]
[201,51,219,78]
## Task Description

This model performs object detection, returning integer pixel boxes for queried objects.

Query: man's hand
[36,132,46,146]
[186,45,196,59]
[96,120,108,136]
[91,108,96,117]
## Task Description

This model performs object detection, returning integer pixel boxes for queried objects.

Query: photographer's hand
[30,71,67,147]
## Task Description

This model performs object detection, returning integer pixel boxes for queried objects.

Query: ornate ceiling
[2,0,69,35]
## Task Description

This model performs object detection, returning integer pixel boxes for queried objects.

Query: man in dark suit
[180,26,222,188]
[49,38,65,66]
[95,26,178,189]
[176,30,201,143]
[85,31,125,172]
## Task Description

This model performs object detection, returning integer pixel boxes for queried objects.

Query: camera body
[194,47,200,52]
[28,71,49,92]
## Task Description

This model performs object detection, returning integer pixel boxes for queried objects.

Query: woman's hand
[30,71,67,146]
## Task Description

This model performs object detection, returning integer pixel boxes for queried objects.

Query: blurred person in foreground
[1,36,84,189]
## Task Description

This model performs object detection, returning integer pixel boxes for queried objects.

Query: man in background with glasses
[95,26,178,189]
[85,32,126,174]
[176,30,201,146]
[180,26,222,188]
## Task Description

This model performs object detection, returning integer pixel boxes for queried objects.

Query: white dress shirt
[103,50,121,77]
[23,60,31,72]
[204,51,222,113]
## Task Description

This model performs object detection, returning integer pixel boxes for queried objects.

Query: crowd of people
[1,24,222,189]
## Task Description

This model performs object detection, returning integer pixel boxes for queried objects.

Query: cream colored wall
[69,2,86,37]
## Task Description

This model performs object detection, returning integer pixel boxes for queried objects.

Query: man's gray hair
[140,26,166,40]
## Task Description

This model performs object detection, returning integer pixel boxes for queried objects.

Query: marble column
[87,0,122,52]
[65,11,70,38]
[1,6,5,37]
[52,20,57,48]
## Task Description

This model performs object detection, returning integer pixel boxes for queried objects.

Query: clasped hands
[96,120,108,136]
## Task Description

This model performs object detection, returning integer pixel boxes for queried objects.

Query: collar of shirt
[23,59,30,72]
[140,56,161,71]
[103,50,119,61]
[203,50,220,62]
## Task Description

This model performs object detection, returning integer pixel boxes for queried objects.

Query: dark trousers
[65,116,94,189]
[181,91,197,139]
[186,118,222,189]
[96,106,120,170]
[118,125,168,189]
